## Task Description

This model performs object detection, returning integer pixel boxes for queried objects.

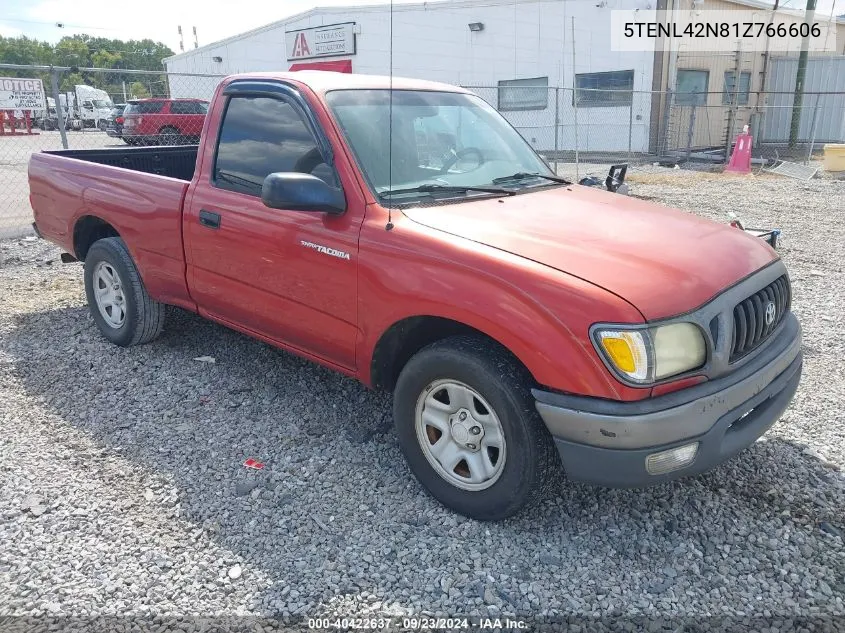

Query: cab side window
[171,100,207,114]
[214,95,336,197]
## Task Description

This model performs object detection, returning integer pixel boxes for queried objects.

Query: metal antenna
[386,0,394,230]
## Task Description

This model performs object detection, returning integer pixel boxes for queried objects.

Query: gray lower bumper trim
[553,355,802,488]
[535,314,801,449]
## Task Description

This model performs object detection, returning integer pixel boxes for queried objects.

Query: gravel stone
[1,170,844,623]
[228,565,243,580]
[235,481,259,497]
[819,522,842,538]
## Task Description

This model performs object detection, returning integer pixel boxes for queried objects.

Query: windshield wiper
[492,172,570,185]
[378,184,516,199]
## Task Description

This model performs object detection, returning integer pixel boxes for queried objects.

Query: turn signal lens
[593,322,707,385]
[602,338,635,372]
[597,330,648,382]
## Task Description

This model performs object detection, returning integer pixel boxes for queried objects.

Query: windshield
[92,99,112,108]
[326,90,554,196]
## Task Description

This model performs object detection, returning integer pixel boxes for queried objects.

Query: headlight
[593,323,706,384]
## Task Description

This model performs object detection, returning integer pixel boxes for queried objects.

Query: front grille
[730,275,791,362]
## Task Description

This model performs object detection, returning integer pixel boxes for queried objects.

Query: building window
[676,70,709,106]
[497,77,549,111]
[723,71,751,105]
[574,70,634,107]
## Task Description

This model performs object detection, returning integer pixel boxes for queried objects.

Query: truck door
[184,87,362,370]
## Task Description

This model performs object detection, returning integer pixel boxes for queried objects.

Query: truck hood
[401,184,778,320]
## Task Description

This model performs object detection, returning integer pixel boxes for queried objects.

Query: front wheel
[83,237,165,346]
[393,336,560,520]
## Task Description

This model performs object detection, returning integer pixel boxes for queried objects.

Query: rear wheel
[159,126,179,145]
[83,237,165,347]
[393,335,559,520]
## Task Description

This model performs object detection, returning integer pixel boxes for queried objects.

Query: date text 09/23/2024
[307,617,528,630]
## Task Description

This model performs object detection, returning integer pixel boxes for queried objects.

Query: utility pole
[754,0,780,139]
[758,0,780,98]
[788,0,817,148]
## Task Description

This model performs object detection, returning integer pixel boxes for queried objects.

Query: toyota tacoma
[28,72,802,520]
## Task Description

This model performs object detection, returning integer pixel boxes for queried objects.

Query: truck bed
[29,151,194,309]
[45,145,198,182]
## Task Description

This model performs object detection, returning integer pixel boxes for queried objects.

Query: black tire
[393,335,560,520]
[83,237,165,347]
[159,126,179,145]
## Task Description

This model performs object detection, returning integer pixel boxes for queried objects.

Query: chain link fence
[467,83,845,181]
[658,96,845,167]
[2,62,844,237]
[464,86,655,182]
[0,63,225,238]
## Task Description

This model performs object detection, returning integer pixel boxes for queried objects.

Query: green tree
[129,81,150,98]
[54,37,91,67]
[1,34,173,71]
[1,34,174,99]
[0,35,54,65]
[91,49,122,69]
[59,72,85,92]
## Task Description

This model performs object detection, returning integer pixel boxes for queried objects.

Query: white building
[164,0,658,153]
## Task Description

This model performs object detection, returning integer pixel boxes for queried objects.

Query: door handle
[198,209,221,229]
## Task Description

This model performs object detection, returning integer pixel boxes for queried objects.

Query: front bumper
[534,312,802,487]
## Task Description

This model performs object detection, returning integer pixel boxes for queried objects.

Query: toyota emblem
[764,301,776,326]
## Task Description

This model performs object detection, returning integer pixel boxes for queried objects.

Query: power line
[0,17,119,31]
[0,18,175,53]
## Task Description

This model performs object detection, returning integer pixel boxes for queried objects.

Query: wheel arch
[369,315,533,392]
[73,215,121,261]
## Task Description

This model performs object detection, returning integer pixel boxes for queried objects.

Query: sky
[0,0,409,51]
[0,0,841,54]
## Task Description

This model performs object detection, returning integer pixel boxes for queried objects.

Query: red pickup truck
[29,72,802,520]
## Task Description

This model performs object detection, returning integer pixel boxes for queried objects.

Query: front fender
[356,210,650,402]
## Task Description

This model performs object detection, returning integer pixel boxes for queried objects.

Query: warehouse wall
[165,0,656,152]
[762,56,845,143]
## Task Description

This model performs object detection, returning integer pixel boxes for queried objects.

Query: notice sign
[286,22,356,61]
[0,77,47,111]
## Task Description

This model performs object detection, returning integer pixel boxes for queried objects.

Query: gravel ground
[0,170,844,631]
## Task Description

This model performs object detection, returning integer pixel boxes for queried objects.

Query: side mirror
[261,172,346,215]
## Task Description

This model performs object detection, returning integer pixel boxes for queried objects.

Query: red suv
[122,98,208,146]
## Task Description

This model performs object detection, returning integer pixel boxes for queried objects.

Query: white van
[74,85,114,130]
